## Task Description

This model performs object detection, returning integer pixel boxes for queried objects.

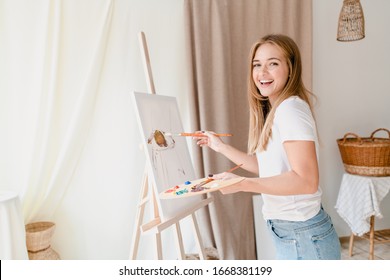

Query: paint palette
[159,177,245,199]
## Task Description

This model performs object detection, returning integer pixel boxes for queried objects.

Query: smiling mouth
[260,80,273,85]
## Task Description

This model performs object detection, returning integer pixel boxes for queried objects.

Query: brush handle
[199,178,214,186]
[226,164,243,173]
[179,133,232,137]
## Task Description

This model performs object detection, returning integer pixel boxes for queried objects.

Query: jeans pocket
[311,222,341,260]
[267,221,298,259]
[268,223,296,244]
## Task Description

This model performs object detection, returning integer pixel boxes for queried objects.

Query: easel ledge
[141,197,213,235]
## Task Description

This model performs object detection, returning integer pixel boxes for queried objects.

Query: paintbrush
[225,163,243,173]
[194,163,244,189]
[164,132,233,137]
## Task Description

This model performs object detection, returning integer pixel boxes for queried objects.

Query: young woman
[195,34,341,260]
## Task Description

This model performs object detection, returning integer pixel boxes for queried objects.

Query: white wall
[313,0,390,237]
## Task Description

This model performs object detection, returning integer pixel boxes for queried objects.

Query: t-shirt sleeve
[274,98,316,143]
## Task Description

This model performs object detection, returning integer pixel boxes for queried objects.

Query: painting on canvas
[132,91,203,220]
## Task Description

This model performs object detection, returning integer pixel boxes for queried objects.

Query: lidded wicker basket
[337,128,390,177]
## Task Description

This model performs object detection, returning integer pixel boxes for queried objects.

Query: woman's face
[252,43,289,105]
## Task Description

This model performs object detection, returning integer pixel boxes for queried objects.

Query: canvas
[132,91,203,220]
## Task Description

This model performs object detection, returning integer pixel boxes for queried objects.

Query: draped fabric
[184,0,312,259]
[1,0,157,259]
[1,0,114,223]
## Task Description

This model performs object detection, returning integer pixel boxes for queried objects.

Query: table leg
[369,216,375,260]
[348,233,354,257]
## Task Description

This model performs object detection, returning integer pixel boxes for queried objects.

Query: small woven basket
[25,221,60,260]
[337,128,390,177]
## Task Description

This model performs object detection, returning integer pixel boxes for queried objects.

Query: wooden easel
[129,32,213,260]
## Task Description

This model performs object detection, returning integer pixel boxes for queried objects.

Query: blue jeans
[266,207,341,260]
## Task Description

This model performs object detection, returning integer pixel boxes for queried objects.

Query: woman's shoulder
[280,96,307,107]
[275,96,312,121]
[274,97,317,137]
[277,96,310,113]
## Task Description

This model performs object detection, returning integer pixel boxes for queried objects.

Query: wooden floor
[340,236,390,260]
[187,238,390,260]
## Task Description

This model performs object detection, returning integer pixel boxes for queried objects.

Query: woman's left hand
[219,180,245,195]
[211,171,239,181]
[211,172,244,195]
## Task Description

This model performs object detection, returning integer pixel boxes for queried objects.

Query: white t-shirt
[256,96,322,221]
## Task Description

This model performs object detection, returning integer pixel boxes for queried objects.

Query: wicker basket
[25,221,60,260]
[337,128,390,177]
[337,0,365,42]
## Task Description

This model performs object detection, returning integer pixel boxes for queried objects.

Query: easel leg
[151,185,163,259]
[155,232,163,260]
[174,222,186,260]
[191,213,206,260]
[130,169,149,260]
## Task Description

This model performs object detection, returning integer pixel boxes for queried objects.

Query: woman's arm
[218,140,319,195]
[195,131,259,175]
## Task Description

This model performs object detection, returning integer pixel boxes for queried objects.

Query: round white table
[0,190,28,259]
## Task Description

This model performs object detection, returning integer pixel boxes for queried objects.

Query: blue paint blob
[176,189,189,195]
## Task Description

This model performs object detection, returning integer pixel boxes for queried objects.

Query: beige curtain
[0,0,114,223]
[184,0,312,259]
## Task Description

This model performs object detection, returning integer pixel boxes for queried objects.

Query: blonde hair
[247,34,316,154]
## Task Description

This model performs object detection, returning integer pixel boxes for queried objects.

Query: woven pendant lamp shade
[337,0,365,41]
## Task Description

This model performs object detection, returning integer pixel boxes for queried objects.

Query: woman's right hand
[194,131,226,153]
